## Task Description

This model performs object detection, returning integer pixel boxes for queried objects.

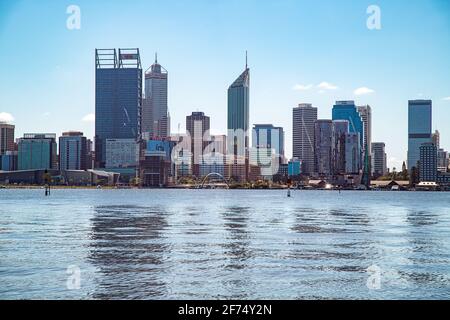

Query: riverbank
[1,184,449,191]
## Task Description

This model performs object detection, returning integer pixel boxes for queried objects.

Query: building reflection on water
[219,206,253,299]
[88,205,171,299]
[402,209,447,289]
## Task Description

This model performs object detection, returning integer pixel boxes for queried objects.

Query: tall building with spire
[143,53,170,139]
[226,52,250,182]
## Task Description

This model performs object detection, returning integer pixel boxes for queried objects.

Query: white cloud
[42,112,51,117]
[82,113,95,122]
[443,97,450,101]
[293,84,313,91]
[0,112,14,123]
[317,82,338,90]
[354,87,375,96]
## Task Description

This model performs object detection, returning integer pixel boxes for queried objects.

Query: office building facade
[95,48,142,168]
[105,139,139,169]
[17,134,58,170]
[408,100,432,171]
[252,124,285,162]
[142,54,170,138]
[186,112,210,176]
[333,120,349,175]
[59,132,88,171]
[371,142,387,177]
[314,120,334,176]
[345,133,361,174]
[357,105,372,153]
[0,122,15,155]
[293,104,318,175]
[226,60,250,182]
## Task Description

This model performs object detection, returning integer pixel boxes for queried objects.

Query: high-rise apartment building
[419,142,437,182]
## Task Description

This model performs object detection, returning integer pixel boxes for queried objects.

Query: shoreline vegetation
[0,184,448,191]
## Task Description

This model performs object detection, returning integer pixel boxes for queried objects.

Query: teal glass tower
[227,53,250,182]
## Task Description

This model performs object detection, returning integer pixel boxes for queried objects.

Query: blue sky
[1,0,449,169]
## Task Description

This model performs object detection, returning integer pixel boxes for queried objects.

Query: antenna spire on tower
[155,52,158,64]
[245,50,248,69]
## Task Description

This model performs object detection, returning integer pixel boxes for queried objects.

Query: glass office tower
[408,100,432,171]
[227,57,250,182]
[95,48,142,168]
[18,134,57,170]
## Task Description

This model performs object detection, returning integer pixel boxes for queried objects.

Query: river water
[0,189,449,299]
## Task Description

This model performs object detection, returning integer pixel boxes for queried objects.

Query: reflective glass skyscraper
[59,131,88,171]
[408,100,432,171]
[95,49,142,168]
[227,57,250,182]
[332,101,364,172]
[227,64,250,153]
[252,124,285,161]
[18,134,57,170]
[332,101,364,148]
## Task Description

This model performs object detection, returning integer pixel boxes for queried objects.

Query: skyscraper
[357,105,372,153]
[437,149,449,173]
[314,120,334,176]
[371,142,387,178]
[333,101,364,173]
[59,131,88,171]
[345,133,361,174]
[18,134,57,170]
[408,100,432,171]
[419,142,437,182]
[432,130,440,149]
[95,48,142,168]
[186,111,210,176]
[226,54,250,182]
[333,120,349,175]
[251,124,285,179]
[0,122,15,155]
[142,54,170,139]
[293,104,318,175]
[252,124,285,161]
[332,101,364,149]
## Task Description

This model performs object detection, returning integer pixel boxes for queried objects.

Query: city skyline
[1,0,450,170]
